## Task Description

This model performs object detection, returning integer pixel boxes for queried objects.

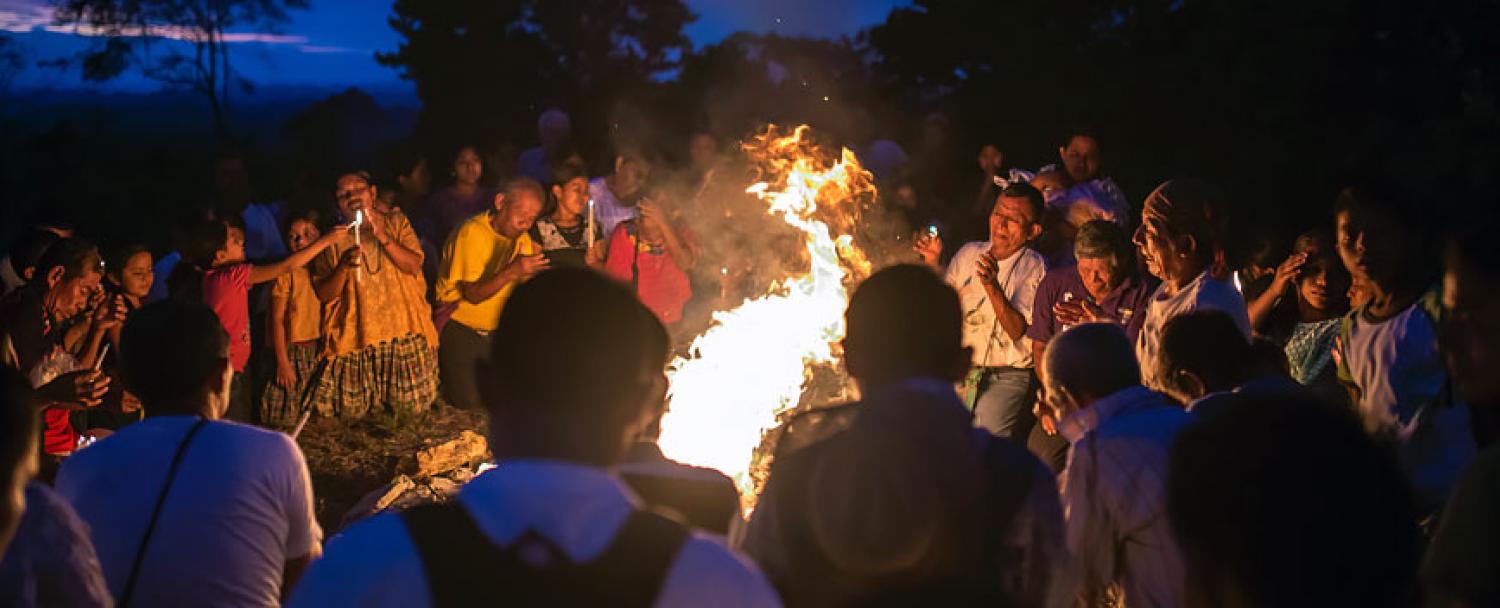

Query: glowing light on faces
[656,126,874,509]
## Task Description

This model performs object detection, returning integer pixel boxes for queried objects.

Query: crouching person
[56,300,322,605]
[289,269,780,607]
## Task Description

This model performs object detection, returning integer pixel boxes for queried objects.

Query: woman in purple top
[424,146,492,246]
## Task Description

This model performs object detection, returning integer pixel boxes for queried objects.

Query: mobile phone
[926,224,940,238]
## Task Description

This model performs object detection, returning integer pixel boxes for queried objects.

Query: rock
[340,474,416,529]
[399,430,489,478]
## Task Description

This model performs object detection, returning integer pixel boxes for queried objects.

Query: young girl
[261,211,328,426]
[530,160,605,269]
[1247,230,1351,401]
[172,217,345,423]
[76,244,154,436]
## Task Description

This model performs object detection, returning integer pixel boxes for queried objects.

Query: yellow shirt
[272,266,322,343]
[435,212,534,332]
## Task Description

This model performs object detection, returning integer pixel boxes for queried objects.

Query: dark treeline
[3,0,1497,257]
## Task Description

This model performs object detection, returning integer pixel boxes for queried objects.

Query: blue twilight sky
[2,0,910,93]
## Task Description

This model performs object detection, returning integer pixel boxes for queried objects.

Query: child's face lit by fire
[287,219,320,253]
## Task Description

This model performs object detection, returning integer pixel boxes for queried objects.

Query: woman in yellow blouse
[305,171,439,419]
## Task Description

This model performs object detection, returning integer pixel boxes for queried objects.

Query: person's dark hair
[1169,393,1419,607]
[1142,178,1229,267]
[32,238,102,283]
[551,159,590,188]
[377,144,426,189]
[615,146,651,169]
[1240,234,1284,272]
[281,207,325,237]
[6,229,63,280]
[844,265,963,382]
[169,219,230,302]
[1060,127,1100,150]
[1156,310,1253,400]
[637,306,672,441]
[998,182,1045,225]
[106,243,151,276]
[1074,219,1134,269]
[1044,322,1140,400]
[486,269,658,457]
[1449,218,1500,281]
[119,300,230,414]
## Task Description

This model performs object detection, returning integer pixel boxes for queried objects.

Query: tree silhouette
[378,0,694,165]
[52,0,310,137]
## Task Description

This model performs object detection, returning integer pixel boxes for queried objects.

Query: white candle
[586,199,596,249]
[353,210,364,282]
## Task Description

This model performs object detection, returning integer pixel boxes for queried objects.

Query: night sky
[2,0,909,93]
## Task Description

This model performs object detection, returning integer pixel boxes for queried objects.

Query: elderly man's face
[1077,256,1122,302]
[496,190,544,239]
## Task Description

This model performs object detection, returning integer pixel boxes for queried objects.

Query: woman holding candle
[306,171,440,419]
[529,160,605,269]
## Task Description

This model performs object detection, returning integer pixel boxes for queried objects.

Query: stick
[290,410,312,440]
[93,343,110,372]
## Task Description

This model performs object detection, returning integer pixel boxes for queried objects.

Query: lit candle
[352,210,364,282]
[586,199,596,250]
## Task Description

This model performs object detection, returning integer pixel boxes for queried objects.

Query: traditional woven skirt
[302,333,439,419]
[259,341,321,428]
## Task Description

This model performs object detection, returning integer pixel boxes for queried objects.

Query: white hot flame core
[657,126,873,499]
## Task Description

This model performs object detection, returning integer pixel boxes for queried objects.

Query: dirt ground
[293,406,488,534]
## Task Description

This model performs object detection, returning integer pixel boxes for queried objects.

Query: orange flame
[656,125,875,506]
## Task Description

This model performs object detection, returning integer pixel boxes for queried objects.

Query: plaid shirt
[1059,386,1193,607]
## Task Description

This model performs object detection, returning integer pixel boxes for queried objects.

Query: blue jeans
[973,367,1037,440]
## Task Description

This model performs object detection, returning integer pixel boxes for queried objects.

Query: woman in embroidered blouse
[306,171,440,418]
[1247,230,1351,402]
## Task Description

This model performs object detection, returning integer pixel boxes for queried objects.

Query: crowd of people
[0,106,1495,607]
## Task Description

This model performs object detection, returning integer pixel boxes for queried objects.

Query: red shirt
[604,222,692,325]
[203,263,252,372]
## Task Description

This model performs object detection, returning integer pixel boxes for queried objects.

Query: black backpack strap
[577,510,691,606]
[118,417,208,608]
[403,503,689,608]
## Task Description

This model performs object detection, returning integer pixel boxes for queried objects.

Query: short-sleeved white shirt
[1346,303,1475,508]
[1135,270,1252,391]
[944,243,1047,368]
[56,416,322,607]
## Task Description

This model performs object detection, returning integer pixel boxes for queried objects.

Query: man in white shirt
[289,269,779,607]
[1130,179,1251,392]
[1042,323,1192,607]
[917,183,1047,439]
[590,148,653,249]
[56,300,321,606]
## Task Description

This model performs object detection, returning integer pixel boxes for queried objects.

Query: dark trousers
[439,321,491,410]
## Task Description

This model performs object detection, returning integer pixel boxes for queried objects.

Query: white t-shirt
[288,460,780,608]
[1346,303,1475,508]
[1136,270,1251,391]
[56,416,322,607]
[943,243,1046,368]
[589,177,637,250]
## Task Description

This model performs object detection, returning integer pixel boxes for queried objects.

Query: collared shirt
[288,460,780,608]
[590,177,637,250]
[944,243,1047,368]
[1059,385,1192,608]
[434,212,534,332]
[1135,270,1251,392]
[744,377,1066,608]
[1027,267,1158,346]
